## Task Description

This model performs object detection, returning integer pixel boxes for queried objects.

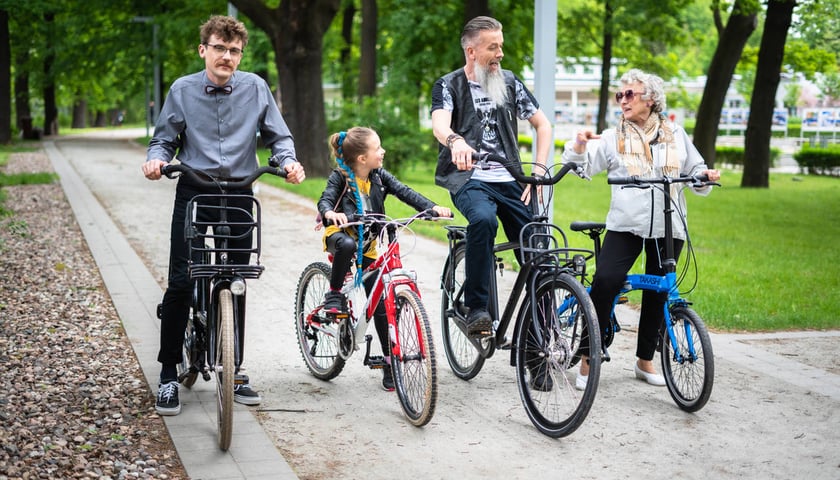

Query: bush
[794,146,840,176]
[715,146,780,168]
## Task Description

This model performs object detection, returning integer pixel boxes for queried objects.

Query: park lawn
[265,154,840,334]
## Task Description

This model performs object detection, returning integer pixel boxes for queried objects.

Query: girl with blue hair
[317,127,451,390]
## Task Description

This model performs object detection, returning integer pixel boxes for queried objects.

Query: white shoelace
[158,382,178,401]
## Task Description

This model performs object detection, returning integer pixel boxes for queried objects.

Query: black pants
[582,230,684,360]
[326,232,389,356]
[157,180,254,367]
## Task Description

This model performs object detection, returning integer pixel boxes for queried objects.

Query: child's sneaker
[323,290,347,314]
[381,364,395,392]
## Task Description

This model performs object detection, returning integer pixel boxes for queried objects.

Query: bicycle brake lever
[572,164,591,181]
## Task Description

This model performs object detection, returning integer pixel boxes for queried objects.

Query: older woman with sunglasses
[562,68,720,392]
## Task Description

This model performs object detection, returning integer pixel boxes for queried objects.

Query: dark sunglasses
[615,89,645,102]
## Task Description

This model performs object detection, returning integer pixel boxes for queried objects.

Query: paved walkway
[45,138,299,480]
[45,129,840,480]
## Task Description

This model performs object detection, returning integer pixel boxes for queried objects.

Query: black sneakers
[381,364,395,391]
[233,374,261,406]
[465,308,493,337]
[155,381,181,416]
[323,290,347,314]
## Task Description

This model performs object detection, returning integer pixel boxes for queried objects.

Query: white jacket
[562,124,711,240]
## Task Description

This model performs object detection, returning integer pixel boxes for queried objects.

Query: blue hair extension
[335,132,365,287]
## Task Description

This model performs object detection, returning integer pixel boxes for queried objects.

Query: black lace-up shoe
[155,381,181,415]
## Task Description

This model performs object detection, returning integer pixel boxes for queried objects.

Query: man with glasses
[142,15,305,416]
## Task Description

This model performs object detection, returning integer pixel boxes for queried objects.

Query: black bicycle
[439,154,600,438]
[161,160,286,451]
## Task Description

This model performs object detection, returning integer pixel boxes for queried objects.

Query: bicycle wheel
[294,262,346,380]
[215,288,235,451]
[514,272,600,438]
[661,306,714,412]
[440,243,487,380]
[391,289,437,427]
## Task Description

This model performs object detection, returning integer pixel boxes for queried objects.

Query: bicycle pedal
[616,295,629,305]
[365,355,387,368]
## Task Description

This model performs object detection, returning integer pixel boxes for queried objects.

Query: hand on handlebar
[702,169,721,183]
[451,140,477,171]
[283,162,306,184]
[143,159,168,181]
[323,210,349,226]
[431,205,453,218]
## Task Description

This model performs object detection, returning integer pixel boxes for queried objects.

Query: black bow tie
[205,85,233,95]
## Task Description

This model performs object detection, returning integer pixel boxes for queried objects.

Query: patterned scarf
[617,113,680,178]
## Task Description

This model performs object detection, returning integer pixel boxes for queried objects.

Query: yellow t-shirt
[322,178,378,259]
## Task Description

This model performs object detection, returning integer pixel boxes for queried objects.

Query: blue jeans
[452,180,532,311]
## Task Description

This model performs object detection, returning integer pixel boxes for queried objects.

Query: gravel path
[0,152,186,479]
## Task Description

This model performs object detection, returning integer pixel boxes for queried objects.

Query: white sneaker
[575,373,588,391]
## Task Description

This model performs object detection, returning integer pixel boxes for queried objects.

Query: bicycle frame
[316,218,425,360]
[187,193,264,372]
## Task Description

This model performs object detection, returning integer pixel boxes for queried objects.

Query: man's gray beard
[475,63,508,107]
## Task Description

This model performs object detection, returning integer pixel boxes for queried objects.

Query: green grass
[264,151,840,333]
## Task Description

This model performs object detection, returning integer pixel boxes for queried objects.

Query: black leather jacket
[317,167,435,225]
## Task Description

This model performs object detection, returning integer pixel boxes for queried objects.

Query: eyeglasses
[615,89,645,102]
[204,43,243,57]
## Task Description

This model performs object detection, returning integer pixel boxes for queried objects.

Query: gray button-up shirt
[147,70,297,179]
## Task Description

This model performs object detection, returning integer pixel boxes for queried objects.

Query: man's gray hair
[620,68,667,113]
[461,16,502,51]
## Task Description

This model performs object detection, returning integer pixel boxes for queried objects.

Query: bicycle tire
[514,272,600,438]
[294,262,346,380]
[216,288,235,451]
[391,289,437,427]
[661,306,714,412]
[440,243,488,380]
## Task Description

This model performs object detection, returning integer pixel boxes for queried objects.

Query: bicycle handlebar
[161,159,288,190]
[608,174,720,189]
[329,210,453,227]
[471,153,586,185]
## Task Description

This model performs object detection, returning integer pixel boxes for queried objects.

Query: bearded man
[430,16,552,364]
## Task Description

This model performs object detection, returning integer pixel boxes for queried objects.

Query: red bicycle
[294,211,442,426]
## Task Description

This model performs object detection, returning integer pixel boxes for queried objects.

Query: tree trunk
[693,0,757,168]
[358,0,377,99]
[340,4,356,100]
[742,0,796,188]
[597,0,614,133]
[43,12,58,136]
[72,99,87,129]
[0,10,11,144]
[14,59,30,134]
[232,0,341,177]
[464,0,490,26]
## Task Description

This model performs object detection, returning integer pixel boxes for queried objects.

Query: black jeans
[581,230,684,360]
[157,180,254,367]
